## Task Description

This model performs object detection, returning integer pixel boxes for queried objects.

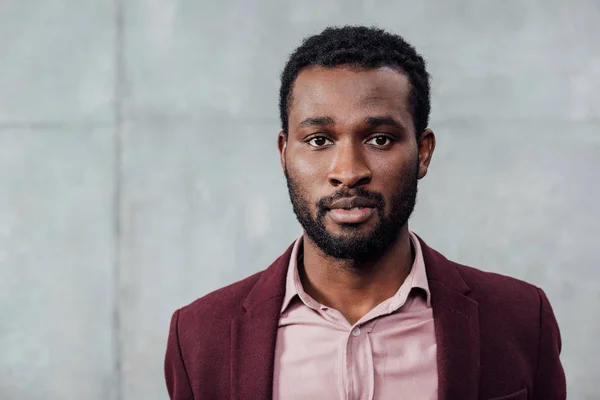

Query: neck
[299,227,414,325]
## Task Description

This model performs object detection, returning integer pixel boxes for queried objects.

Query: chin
[327,222,377,238]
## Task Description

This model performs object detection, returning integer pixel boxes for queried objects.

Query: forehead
[289,65,413,128]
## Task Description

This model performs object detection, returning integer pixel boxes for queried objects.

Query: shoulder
[455,262,541,305]
[418,235,542,312]
[175,270,264,331]
[420,235,544,315]
[164,269,272,395]
[172,241,294,338]
[451,261,546,332]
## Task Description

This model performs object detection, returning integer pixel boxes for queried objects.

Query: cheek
[287,149,329,187]
[290,151,326,177]
[371,154,411,183]
[371,155,418,198]
[287,158,334,214]
[287,159,319,196]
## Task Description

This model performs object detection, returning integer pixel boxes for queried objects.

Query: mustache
[316,187,385,215]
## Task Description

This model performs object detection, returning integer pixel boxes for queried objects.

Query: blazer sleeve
[533,288,566,400]
[164,309,194,399]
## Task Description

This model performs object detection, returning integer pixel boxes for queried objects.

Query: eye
[307,136,332,147]
[366,135,394,147]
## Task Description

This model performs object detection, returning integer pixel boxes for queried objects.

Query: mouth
[326,197,378,224]
[327,197,378,210]
[327,207,376,224]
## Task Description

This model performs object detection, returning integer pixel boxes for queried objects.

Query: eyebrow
[297,115,404,130]
[364,116,402,129]
[298,116,335,129]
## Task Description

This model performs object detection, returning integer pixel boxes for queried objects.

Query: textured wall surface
[0,1,598,399]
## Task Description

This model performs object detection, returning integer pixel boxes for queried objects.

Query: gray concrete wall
[0,1,598,399]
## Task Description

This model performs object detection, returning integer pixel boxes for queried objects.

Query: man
[164,26,566,400]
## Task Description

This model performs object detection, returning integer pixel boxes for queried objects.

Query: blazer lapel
[230,298,282,400]
[429,281,480,400]
[419,237,481,400]
[230,243,293,400]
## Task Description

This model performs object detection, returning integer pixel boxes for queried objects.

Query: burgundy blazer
[164,237,566,400]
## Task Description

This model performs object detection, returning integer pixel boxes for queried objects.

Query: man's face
[279,65,431,262]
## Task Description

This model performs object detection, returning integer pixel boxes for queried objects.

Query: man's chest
[272,305,437,400]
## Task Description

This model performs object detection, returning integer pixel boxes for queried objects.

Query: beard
[285,163,418,263]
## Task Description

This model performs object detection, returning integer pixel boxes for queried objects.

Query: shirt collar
[280,230,432,315]
[280,235,306,314]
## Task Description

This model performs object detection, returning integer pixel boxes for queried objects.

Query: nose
[327,142,372,188]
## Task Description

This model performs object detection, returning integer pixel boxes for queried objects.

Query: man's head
[277,26,435,263]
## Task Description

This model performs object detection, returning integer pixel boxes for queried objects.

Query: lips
[327,197,378,210]
[326,197,378,224]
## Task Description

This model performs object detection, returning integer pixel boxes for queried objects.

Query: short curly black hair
[279,26,431,138]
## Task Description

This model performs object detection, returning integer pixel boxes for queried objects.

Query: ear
[417,128,436,179]
[277,131,287,172]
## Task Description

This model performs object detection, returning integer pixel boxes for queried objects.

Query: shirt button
[351,327,361,337]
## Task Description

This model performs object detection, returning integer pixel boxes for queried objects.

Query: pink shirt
[273,231,438,399]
